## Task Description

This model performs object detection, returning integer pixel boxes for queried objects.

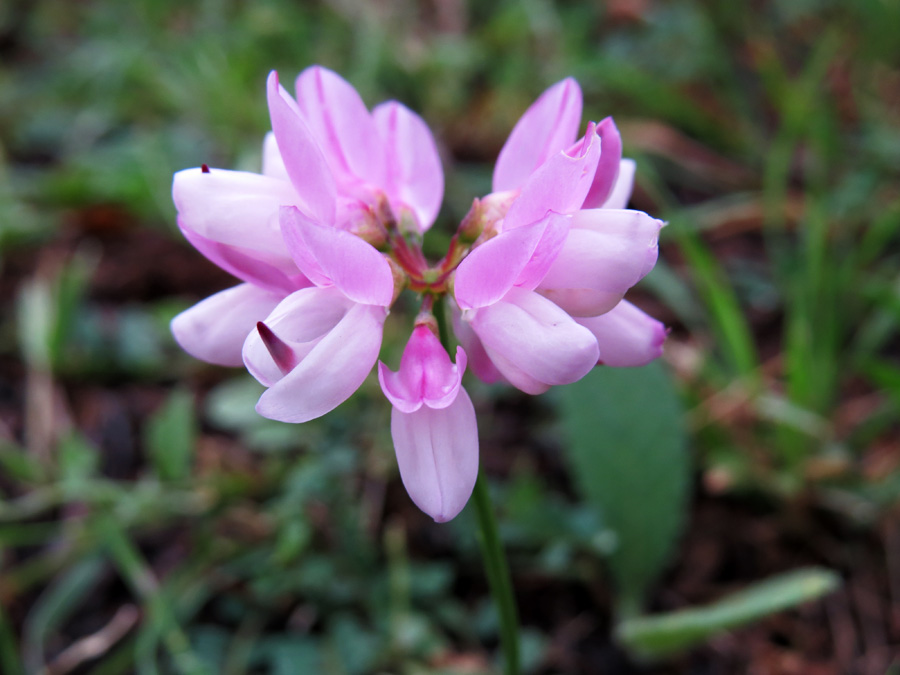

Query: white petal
[172,167,299,275]
[261,132,289,181]
[470,288,599,393]
[575,301,666,367]
[599,159,636,210]
[171,284,283,367]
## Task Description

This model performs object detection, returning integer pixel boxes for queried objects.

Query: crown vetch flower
[451,77,665,392]
[171,67,666,522]
[171,66,443,367]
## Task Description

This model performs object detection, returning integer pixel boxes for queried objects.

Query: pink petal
[261,132,289,181]
[177,217,305,295]
[391,387,479,522]
[469,287,599,393]
[378,325,466,413]
[245,292,388,423]
[581,117,623,209]
[600,159,636,210]
[279,206,394,306]
[242,287,354,387]
[492,78,583,192]
[538,209,663,316]
[575,301,666,367]
[511,212,571,292]
[266,71,337,224]
[450,301,504,383]
[503,124,601,230]
[172,166,299,275]
[454,212,569,310]
[171,283,284,367]
[294,66,386,188]
[372,101,444,231]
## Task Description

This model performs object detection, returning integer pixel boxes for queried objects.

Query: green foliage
[557,362,690,615]
[144,388,197,481]
[617,568,841,660]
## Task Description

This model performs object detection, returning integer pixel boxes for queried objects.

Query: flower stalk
[472,472,521,675]
[434,296,521,674]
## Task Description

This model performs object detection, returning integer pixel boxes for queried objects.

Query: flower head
[451,78,666,394]
[171,69,666,522]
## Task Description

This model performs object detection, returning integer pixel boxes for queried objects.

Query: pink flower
[268,66,444,233]
[452,79,665,392]
[379,324,478,522]
[241,206,394,423]
[171,67,667,522]
[171,66,443,367]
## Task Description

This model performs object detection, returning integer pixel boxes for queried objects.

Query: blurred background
[1,0,898,673]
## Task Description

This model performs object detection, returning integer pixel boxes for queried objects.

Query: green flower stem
[472,471,521,675]
[432,294,521,675]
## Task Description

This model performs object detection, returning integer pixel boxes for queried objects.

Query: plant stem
[472,471,521,675]
[432,294,521,674]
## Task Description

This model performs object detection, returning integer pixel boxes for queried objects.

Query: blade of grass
[97,514,210,675]
[673,222,759,382]
[22,557,107,674]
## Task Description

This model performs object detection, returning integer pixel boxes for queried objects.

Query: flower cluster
[171,67,666,522]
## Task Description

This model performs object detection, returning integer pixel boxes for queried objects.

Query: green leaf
[0,603,24,675]
[557,361,690,614]
[144,388,196,481]
[22,557,107,673]
[616,567,841,659]
[58,431,100,486]
[0,441,45,483]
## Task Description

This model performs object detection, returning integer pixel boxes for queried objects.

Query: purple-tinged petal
[503,124,601,230]
[538,209,663,316]
[469,287,599,393]
[294,66,386,188]
[173,167,299,274]
[261,132,289,181]
[450,299,504,384]
[511,212,571,292]
[575,301,666,367]
[372,101,444,231]
[493,78,583,192]
[177,218,306,295]
[454,212,569,310]
[266,71,337,224]
[378,325,466,413]
[600,159,636,210]
[171,283,283,367]
[256,321,299,375]
[391,387,479,522]
[243,287,353,387]
[244,290,387,423]
[582,117,623,209]
[279,206,394,306]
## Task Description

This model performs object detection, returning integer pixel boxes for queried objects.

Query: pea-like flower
[452,77,666,390]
